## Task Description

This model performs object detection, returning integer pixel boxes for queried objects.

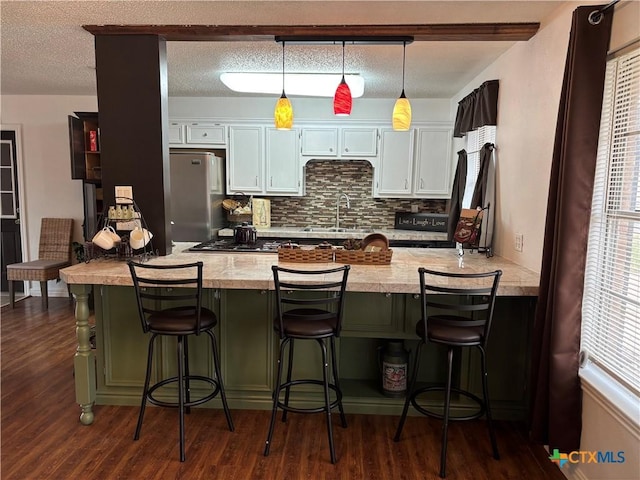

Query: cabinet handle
[255,176,258,186]
[344,147,349,153]
[202,132,208,137]
[420,178,424,189]
[405,179,408,189]
[413,294,420,300]
[270,176,273,187]
[385,292,391,298]
[329,147,333,152]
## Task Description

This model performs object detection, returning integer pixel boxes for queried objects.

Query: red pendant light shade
[333,42,352,116]
[334,77,352,115]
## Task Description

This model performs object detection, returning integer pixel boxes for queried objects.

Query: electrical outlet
[410,204,419,213]
[515,233,524,252]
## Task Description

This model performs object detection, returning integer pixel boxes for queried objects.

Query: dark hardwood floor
[1,297,566,480]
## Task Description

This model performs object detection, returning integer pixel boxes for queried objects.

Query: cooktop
[189,238,281,253]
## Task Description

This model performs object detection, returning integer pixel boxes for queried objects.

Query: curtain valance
[453,79,499,137]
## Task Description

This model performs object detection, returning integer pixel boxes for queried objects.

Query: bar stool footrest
[277,379,343,414]
[410,385,486,421]
[147,375,221,408]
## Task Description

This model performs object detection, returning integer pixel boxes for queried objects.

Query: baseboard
[28,281,70,298]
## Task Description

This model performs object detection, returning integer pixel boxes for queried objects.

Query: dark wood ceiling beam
[83,23,540,42]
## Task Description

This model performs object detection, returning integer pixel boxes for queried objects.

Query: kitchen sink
[301,226,374,234]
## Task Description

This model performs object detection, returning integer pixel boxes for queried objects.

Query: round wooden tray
[361,233,389,251]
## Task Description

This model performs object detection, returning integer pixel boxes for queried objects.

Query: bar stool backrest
[418,267,502,347]
[271,265,350,337]
[128,261,205,335]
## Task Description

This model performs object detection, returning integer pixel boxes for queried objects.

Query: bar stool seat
[264,265,350,464]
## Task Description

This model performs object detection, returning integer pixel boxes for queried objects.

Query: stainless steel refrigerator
[169,151,225,242]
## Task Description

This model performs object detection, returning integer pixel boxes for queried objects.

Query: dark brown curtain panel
[447,150,467,241]
[529,5,612,452]
[453,79,499,137]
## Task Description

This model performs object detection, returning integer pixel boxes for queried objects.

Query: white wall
[168,96,453,123]
[1,95,97,295]
[451,2,580,272]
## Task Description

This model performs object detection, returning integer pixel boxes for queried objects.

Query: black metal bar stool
[394,267,502,478]
[264,264,350,464]
[128,261,234,462]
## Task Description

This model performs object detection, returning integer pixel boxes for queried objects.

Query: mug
[92,226,120,250]
[130,227,153,250]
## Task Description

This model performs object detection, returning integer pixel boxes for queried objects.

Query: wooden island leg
[71,284,96,425]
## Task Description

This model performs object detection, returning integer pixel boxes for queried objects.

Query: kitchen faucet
[335,193,351,230]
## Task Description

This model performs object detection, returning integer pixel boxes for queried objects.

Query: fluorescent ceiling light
[220,73,365,98]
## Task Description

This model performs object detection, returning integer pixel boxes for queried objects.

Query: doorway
[1,127,26,305]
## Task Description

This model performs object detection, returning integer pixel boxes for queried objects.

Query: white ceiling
[1,1,581,99]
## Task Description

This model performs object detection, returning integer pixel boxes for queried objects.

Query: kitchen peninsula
[61,246,539,426]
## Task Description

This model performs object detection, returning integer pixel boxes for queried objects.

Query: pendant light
[392,41,412,131]
[274,41,293,130]
[333,41,352,116]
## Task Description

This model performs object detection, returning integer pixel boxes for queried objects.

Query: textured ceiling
[1,1,585,99]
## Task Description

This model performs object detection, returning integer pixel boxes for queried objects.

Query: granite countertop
[61,243,540,296]
[218,227,448,242]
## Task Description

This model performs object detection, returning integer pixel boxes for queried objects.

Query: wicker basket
[334,248,393,265]
[277,248,335,263]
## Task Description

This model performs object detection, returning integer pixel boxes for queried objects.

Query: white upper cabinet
[375,129,414,197]
[228,126,303,196]
[227,125,264,193]
[168,122,185,144]
[301,127,378,158]
[413,127,453,198]
[341,128,378,156]
[265,128,301,194]
[169,120,226,146]
[186,123,226,145]
[301,127,339,156]
[374,125,453,199]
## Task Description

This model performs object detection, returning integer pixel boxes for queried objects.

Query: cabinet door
[168,122,185,144]
[68,115,87,180]
[228,125,264,193]
[301,128,339,156]
[220,289,274,394]
[341,128,378,156]
[187,123,226,145]
[265,128,301,195]
[413,127,453,198]
[375,129,414,197]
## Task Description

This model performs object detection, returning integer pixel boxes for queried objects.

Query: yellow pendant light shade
[392,41,411,131]
[392,91,412,131]
[274,93,294,130]
[274,41,293,130]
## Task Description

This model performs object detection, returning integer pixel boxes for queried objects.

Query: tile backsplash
[267,160,447,229]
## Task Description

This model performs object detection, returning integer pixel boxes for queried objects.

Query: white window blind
[581,47,640,397]
[463,125,496,208]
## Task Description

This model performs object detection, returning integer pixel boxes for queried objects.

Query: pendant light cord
[281,41,286,94]
[342,41,346,78]
[401,41,406,93]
